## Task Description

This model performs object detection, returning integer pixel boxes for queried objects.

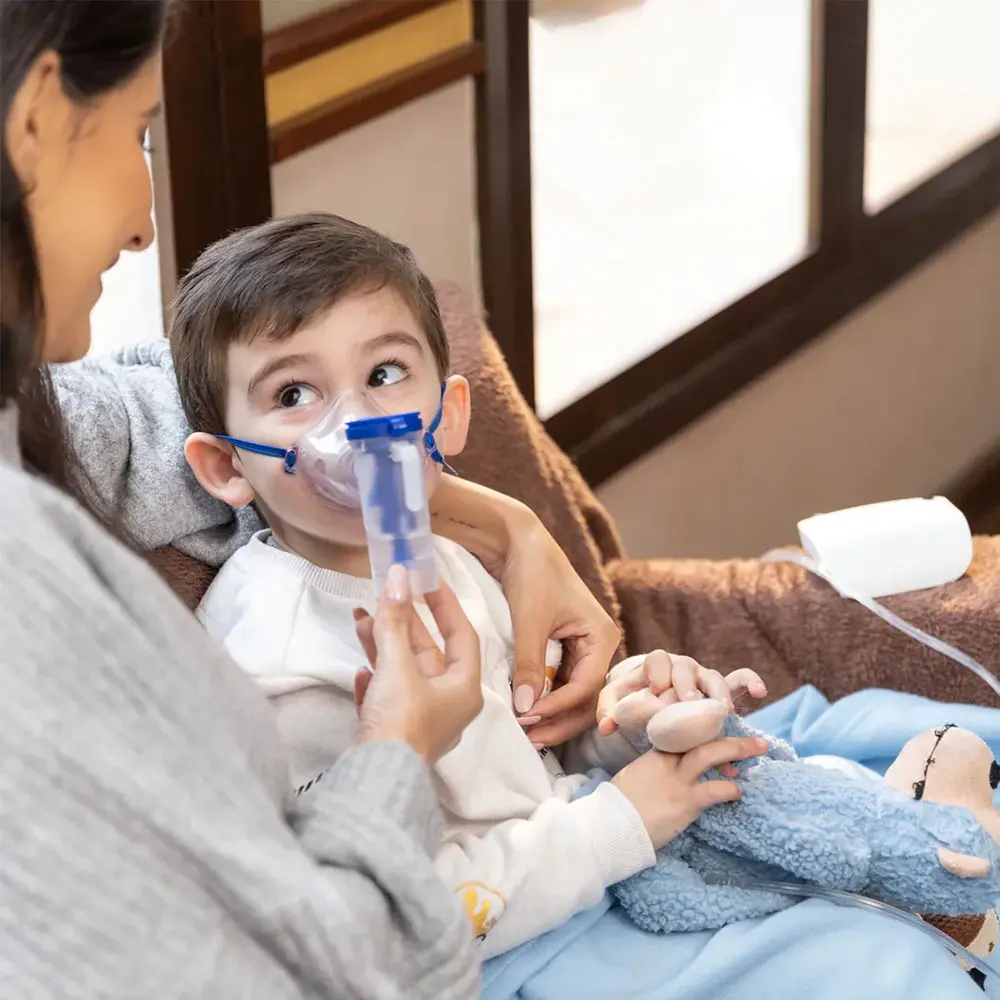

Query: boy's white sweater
[197,531,654,956]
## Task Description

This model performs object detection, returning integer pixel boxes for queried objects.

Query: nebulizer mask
[217,383,454,595]
[712,497,1000,989]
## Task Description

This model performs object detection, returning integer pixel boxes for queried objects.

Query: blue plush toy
[608,713,1000,936]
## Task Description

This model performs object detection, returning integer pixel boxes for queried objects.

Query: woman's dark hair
[0,0,168,521]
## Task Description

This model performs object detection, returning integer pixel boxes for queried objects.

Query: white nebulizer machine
[346,411,438,598]
[764,495,1000,699]
[795,495,973,599]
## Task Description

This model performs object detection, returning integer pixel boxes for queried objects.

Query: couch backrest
[152,282,625,634]
[438,283,624,625]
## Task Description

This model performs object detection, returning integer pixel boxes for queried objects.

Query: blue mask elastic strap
[212,435,297,473]
[425,383,457,475]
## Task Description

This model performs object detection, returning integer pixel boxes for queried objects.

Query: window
[865,0,1000,212]
[530,0,812,418]
[477,0,1000,483]
[154,0,1000,485]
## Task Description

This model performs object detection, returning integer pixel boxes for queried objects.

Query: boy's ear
[437,375,471,457]
[184,433,256,507]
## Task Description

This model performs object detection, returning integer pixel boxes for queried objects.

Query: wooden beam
[814,0,869,256]
[270,42,484,163]
[474,0,536,410]
[161,0,272,278]
[264,0,448,75]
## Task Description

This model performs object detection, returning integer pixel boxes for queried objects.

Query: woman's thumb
[371,565,414,673]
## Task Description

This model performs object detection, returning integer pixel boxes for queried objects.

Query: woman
[0,2,619,996]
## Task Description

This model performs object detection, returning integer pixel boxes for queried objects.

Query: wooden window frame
[160,0,482,277]
[476,0,1000,485]
[160,0,272,281]
[160,1,1000,488]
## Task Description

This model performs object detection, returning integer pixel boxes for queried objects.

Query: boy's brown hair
[169,212,450,435]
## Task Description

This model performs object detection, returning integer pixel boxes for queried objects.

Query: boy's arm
[435,781,652,959]
[50,342,263,563]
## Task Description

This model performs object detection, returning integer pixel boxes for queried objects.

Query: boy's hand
[612,737,768,849]
[596,651,768,737]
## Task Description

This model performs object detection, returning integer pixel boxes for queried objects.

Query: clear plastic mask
[214,383,453,514]
[292,389,388,513]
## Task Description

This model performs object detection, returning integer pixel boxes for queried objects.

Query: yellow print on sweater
[457,882,507,940]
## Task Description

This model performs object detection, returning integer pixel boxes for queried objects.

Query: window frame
[476,0,1000,484]
[159,0,1000,486]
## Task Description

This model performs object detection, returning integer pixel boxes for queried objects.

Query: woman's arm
[50,341,262,563]
[0,468,478,999]
[434,474,622,745]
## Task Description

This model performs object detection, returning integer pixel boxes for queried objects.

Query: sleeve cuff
[575,781,656,886]
[320,741,442,857]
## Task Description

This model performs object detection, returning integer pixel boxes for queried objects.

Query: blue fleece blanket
[481,686,1000,1000]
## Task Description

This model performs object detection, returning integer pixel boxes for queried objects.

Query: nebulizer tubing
[703,875,998,991]
[762,548,1000,700]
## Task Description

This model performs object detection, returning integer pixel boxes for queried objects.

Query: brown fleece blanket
[150,283,1000,708]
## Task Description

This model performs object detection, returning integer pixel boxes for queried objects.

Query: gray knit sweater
[52,339,262,564]
[0,405,479,998]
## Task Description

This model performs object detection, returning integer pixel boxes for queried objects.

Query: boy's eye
[368,363,407,389]
[276,384,319,408]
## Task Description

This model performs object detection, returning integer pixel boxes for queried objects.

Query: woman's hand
[352,565,484,764]
[612,737,768,849]
[500,516,621,748]
[431,477,620,748]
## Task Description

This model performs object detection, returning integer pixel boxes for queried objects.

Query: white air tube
[704,875,997,991]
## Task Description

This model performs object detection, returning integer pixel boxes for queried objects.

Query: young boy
[174,213,763,958]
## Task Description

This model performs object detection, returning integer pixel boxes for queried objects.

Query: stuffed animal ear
[937,846,992,878]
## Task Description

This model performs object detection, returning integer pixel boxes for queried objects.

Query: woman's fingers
[371,566,422,681]
[353,667,372,715]
[401,601,447,678]
[425,579,481,684]
[505,590,551,714]
[524,703,596,748]
[353,609,378,669]
[679,736,768,782]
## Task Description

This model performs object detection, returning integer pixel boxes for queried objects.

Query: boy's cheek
[250,469,367,544]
